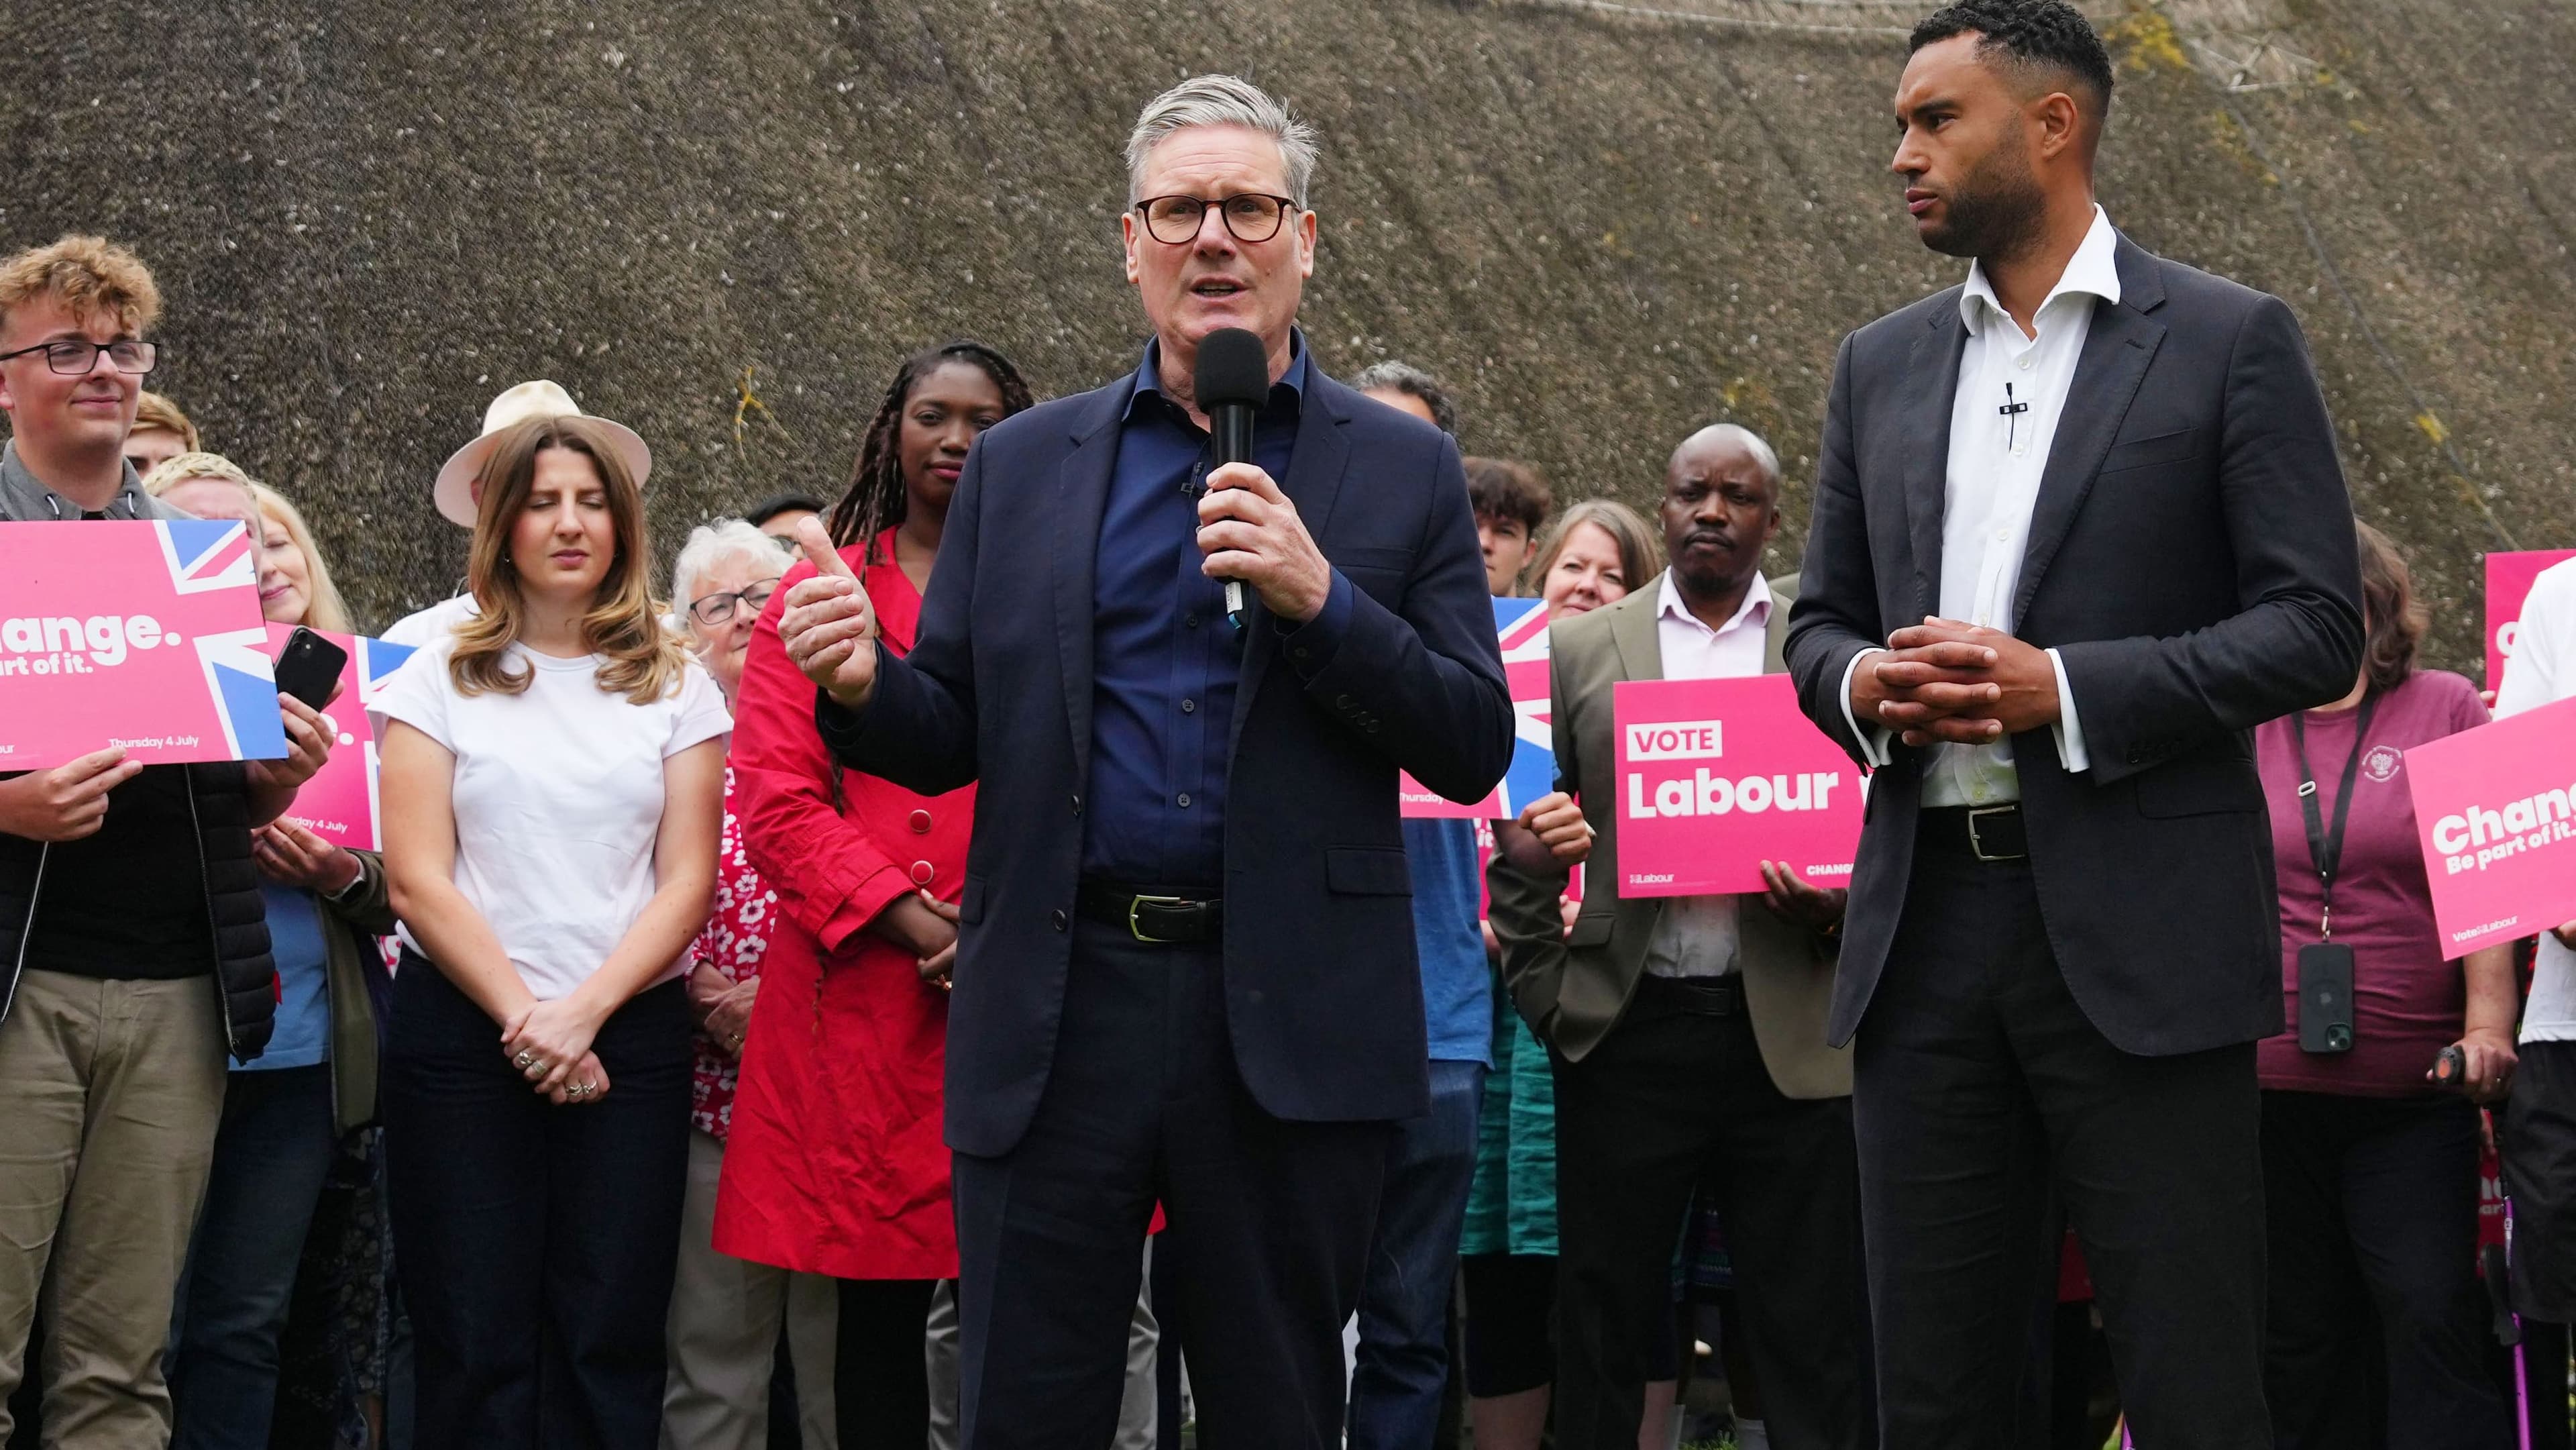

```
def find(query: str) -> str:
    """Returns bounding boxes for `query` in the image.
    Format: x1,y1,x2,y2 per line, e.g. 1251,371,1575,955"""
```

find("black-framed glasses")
1135,193,1299,246
687,578,780,629
0,339,158,376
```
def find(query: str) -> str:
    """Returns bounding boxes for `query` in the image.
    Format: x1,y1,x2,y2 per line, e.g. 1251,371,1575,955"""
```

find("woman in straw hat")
373,412,727,1449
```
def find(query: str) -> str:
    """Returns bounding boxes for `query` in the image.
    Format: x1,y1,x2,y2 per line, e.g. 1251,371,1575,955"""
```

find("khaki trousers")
662,1127,841,1450
0,970,226,1449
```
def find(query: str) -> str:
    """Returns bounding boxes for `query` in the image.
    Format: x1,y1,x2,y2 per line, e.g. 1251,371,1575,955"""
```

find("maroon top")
2255,669,2489,1096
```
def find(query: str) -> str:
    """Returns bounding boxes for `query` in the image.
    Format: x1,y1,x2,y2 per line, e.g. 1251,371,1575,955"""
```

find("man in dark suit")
778,74,1511,1449
1783,4,2364,1444
1491,425,1874,1450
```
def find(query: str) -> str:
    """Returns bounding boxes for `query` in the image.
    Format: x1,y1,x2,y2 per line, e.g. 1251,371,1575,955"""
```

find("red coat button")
909,810,932,834
910,860,934,886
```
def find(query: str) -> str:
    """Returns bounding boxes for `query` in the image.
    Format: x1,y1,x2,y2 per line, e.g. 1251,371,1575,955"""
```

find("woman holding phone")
376,413,729,1449
147,464,396,1450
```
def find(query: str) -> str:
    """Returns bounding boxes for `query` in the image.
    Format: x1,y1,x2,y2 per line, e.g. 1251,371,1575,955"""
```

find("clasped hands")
780,466,1332,708
501,994,612,1107
1852,618,2061,747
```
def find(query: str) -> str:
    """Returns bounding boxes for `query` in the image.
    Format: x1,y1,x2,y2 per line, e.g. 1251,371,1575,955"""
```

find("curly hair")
1910,0,2114,120
0,236,162,338
826,342,1034,560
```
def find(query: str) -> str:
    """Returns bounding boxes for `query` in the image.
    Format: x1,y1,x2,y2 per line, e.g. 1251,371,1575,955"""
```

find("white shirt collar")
1656,568,1772,637
1957,204,2123,338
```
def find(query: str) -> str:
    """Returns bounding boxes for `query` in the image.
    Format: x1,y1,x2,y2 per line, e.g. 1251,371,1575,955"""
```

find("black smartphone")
2297,942,2357,1055
272,626,348,712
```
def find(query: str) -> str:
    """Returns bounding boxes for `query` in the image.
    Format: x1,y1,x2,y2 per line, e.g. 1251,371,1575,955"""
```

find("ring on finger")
513,1049,537,1070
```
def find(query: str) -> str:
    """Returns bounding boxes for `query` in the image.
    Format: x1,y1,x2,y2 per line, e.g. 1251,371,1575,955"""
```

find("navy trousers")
382,957,690,1450
951,919,1393,1449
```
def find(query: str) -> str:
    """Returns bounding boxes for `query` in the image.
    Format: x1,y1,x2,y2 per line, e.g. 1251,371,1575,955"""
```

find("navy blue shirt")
1081,338,1316,888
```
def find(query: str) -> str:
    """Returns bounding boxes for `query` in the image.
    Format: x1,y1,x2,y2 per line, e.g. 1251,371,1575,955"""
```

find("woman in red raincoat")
714,342,1033,1450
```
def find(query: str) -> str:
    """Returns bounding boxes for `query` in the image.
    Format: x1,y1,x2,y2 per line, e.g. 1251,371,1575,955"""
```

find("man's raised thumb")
796,517,860,584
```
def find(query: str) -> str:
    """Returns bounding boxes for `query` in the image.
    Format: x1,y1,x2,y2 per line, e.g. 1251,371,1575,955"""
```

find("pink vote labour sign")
0,519,287,770
1612,674,1865,898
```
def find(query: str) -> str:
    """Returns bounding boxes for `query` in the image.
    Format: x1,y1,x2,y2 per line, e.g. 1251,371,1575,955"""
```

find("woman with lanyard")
2252,521,2516,1447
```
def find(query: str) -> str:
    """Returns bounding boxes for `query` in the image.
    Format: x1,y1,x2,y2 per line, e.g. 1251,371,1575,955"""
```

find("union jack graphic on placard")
0,519,285,770
1399,597,1556,819
264,624,418,851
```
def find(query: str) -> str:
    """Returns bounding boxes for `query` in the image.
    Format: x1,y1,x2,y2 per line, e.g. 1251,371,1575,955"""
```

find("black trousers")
1853,826,2269,1449
1551,974,1876,1450
2260,1090,2511,1448
837,1277,934,1450
382,957,692,1450
950,919,1391,1449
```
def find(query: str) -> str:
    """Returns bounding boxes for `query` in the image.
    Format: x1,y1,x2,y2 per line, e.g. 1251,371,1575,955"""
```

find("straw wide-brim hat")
432,380,652,527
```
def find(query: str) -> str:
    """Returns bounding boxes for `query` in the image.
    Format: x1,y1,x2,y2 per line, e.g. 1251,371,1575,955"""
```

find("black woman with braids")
710,342,1038,1450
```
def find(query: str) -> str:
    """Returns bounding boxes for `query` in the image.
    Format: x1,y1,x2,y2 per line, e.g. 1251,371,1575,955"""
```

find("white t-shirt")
370,637,733,1000
2498,558,2576,1041
380,593,479,649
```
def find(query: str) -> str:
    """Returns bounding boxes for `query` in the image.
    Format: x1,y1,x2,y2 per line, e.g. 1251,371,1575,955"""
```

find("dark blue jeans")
1346,1057,1485,1450
382,956,691,1450
168,1063,339,1450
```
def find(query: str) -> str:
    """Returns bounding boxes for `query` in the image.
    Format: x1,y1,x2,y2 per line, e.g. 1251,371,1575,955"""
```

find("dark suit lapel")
1901,309,1967,621
2011,239,2169,623
1227,378,1353,759
1051,386,1128,778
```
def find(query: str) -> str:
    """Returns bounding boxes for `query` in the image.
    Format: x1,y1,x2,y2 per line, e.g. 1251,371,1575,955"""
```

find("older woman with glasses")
657,519,841,1449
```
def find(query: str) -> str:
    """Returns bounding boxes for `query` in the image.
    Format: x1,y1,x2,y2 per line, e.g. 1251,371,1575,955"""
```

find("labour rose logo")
2363,744,2404,783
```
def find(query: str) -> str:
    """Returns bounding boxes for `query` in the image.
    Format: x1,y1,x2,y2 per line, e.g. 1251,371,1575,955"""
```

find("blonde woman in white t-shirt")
374,414,729,1450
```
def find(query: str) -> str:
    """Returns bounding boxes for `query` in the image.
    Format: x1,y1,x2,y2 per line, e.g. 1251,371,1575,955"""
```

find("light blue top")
1403,817,1494,1067
241,884,331,1071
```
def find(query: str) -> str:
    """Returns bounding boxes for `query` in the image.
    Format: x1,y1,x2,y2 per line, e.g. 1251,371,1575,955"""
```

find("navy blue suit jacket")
823,364,1511,1157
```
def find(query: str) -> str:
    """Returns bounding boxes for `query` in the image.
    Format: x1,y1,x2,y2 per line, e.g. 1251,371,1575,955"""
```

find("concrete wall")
7,0,2568,670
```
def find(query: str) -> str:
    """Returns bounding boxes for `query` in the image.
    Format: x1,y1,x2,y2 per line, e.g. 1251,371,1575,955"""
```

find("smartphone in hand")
272,626,348,712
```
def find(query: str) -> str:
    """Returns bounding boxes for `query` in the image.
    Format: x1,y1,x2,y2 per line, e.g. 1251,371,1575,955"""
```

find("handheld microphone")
1193,327,1270,630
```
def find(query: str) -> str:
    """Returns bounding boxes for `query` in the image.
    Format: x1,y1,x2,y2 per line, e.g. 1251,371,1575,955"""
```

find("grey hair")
1674,423,1782,490
1125,74,1320,209
668,518,786,635
1350,361,1458,435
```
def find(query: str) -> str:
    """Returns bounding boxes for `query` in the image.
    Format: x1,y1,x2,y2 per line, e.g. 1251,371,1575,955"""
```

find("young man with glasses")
778,74,1510,1446
0,235,333,1448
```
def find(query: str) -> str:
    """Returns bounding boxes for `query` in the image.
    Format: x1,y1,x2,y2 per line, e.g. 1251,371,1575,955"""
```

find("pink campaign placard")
1612,674,1866,898
2407,694,2576,956
0,519,287,771
2487,550,2576,691
264,624,417,850
1401,597,1556,819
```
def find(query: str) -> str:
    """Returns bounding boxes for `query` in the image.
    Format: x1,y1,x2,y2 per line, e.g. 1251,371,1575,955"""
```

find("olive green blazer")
1488,573,1852,1100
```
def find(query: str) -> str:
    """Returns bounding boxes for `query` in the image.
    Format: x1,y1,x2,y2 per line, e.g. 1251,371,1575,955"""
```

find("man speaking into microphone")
775,74,1509,1449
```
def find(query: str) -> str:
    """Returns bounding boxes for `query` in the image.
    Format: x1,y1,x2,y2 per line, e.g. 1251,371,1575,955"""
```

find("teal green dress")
1458,974,1558,1257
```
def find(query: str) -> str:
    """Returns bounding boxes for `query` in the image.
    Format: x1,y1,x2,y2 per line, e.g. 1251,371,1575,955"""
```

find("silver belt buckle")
1128,894,1193,943
1966,805,2023,863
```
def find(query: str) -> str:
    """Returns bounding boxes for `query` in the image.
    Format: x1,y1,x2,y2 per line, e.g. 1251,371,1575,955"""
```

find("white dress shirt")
1642,570,1772,978
1839,205,2116,805
2498,558,2576,1041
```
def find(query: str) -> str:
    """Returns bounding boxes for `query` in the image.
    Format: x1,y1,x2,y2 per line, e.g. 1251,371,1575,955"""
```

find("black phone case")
2298,942,2357,1055
273,628,348,712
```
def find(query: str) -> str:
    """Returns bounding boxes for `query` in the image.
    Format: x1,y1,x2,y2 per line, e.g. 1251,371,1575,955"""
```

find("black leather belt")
1075,879,1224,945
1924,805,2029,862
1634,972,1742,1016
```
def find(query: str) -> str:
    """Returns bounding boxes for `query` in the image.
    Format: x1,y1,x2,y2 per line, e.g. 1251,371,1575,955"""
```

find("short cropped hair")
1126,74,1320,209
1350,361,1458,435
670,519,788,625
744,493,826,529
133,391,200,450
1911,0,2114,121
1462,456,1552,536
0,236,162,336
2354,520,2426,695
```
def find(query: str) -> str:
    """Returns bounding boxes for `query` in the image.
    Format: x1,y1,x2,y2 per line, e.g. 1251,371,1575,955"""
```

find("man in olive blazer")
1489,426,1871,1449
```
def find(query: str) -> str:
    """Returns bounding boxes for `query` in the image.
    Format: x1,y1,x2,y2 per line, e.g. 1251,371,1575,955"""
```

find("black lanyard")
2288,694,2378,941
